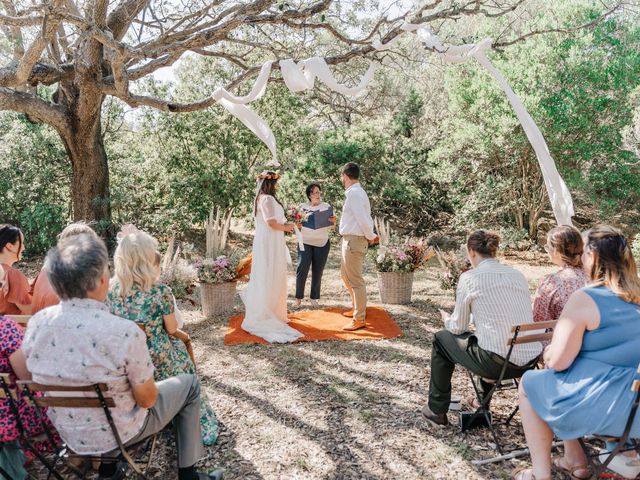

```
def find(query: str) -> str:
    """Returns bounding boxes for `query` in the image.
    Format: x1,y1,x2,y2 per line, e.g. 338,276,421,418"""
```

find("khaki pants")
340,235,368,320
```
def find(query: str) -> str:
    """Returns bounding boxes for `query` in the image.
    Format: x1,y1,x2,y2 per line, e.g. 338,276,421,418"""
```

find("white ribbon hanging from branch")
280,57,376,96
374,24,574,225
206,21,574,225
210,58,376,167
211,61,279,166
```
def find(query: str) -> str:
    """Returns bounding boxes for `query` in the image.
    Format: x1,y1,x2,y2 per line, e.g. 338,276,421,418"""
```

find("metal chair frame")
462,320,556,455
578,364,640,477
17,380,157,479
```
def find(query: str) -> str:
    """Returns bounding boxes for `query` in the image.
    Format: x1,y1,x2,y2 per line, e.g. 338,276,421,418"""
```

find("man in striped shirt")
422,231,542,426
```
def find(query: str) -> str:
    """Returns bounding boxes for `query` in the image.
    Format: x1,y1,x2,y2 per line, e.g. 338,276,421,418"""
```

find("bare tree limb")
0,86,68,129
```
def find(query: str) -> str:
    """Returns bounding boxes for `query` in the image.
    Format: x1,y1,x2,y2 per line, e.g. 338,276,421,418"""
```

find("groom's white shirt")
339,183,376,240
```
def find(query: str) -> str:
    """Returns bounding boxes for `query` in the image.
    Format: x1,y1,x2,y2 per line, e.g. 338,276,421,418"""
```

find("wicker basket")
200,281,237,317
377,271,414,305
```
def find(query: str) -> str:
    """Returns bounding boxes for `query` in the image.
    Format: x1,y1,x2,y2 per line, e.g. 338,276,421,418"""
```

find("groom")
339,162,378,331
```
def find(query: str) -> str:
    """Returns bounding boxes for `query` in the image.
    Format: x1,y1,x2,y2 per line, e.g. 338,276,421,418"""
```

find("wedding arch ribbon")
374,23,574,225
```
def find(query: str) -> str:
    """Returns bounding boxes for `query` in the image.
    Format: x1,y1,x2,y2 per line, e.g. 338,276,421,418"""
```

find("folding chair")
578,363,640,477
462,320,556,455
17,380,157,479
0,373,64,479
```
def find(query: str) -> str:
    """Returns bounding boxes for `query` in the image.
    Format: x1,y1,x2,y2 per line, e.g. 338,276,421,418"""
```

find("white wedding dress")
240,194,303,343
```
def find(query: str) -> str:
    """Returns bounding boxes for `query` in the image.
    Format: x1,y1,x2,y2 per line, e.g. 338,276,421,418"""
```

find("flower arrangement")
286,206,311,225
195,255,240,285
374,239,434,273
435,247,471,291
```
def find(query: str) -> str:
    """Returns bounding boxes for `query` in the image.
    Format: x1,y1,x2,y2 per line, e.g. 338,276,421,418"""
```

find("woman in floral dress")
0,315,58,476
106,228,219,445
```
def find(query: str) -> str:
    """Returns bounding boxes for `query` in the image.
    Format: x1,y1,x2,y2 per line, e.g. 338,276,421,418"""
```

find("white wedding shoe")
310,299,319,307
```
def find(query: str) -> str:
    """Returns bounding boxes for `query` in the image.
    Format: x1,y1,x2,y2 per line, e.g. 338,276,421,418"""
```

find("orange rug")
224,307,403,345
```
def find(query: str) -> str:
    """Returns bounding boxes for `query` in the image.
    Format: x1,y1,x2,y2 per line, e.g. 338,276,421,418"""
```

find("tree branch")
0,86,69,130
493,2,623,48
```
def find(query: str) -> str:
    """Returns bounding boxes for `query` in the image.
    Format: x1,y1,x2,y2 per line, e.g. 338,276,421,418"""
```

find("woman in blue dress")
514,225,640,480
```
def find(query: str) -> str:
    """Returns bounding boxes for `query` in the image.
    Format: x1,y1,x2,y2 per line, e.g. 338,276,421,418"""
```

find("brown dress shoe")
421,404,449,426
342,309,355,318
343,319,366,331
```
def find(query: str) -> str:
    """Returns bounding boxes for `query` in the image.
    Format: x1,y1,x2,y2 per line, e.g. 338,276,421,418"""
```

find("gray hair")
46,234,108,300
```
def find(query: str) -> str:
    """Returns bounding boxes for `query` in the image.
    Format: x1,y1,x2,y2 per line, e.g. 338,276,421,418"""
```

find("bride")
240,171,304,343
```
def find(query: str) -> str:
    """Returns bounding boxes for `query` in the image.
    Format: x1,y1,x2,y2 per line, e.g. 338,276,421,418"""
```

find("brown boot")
342,309,354,318
343,319,366,331
421,404,449,426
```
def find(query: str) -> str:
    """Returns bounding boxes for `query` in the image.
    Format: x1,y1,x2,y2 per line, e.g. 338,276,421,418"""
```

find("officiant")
294,183,335,308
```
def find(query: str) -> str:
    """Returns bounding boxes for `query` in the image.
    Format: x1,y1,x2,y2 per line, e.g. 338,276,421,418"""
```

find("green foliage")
0,113,70,256
393,88,424,138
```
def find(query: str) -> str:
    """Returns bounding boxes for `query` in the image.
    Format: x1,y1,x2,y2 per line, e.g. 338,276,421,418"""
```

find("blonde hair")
585,225,640,304
113,231,160,297
58,222,97,241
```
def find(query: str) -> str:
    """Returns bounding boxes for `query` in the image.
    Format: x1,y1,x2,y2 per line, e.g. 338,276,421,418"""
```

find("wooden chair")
462,320,556,455
17,380,157,479
6,315,31,326
0,373,65,479
579,363,640,477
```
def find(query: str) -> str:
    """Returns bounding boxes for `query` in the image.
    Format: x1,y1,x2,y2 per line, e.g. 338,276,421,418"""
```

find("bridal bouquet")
285,206,310,251
285,206,311,225
435,247,471,291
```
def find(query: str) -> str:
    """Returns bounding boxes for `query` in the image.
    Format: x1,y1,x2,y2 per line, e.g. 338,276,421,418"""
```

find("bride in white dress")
240,171,304,343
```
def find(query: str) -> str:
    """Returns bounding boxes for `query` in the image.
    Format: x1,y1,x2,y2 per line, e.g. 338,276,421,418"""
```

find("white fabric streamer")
215,97,279,166
279,57,376,97
470,46,575,225
375,23,574,224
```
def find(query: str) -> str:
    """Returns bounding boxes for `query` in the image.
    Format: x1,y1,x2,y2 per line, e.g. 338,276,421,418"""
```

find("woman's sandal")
510,467,551,480
552,457,592,480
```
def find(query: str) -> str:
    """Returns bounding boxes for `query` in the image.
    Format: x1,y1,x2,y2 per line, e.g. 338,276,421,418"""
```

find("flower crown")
257,172,280,180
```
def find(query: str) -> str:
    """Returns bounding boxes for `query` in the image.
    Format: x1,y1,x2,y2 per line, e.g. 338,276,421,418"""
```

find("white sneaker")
599,448,640,479
310,299,319,307
294,299,302,308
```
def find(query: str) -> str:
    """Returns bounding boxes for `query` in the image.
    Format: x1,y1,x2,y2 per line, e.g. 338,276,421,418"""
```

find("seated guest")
0,314,58,477
422,230,542,425
533,225,587,323
295,182,335,308
31,222,98,315
515,225,640,480
21,234,223,480
106,229,218,446
0,225,32,315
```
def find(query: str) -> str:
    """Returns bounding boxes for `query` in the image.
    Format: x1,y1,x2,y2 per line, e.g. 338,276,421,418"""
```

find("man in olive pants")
338,162,378,331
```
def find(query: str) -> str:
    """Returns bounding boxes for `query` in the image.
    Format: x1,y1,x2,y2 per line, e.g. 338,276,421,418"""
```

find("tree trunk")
59,98,111,226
